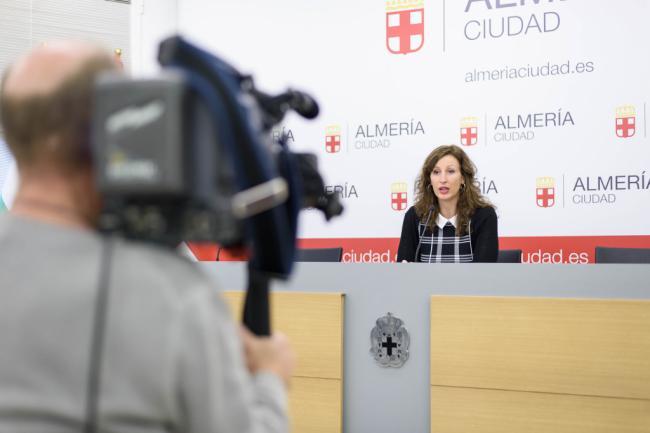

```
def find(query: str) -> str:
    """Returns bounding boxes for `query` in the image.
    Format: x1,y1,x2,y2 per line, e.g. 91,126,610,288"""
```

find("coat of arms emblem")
370,313,410,367
391,182,408,211
536,177,555,208
615,105,636,138
325,125,342,153
460,116,478,146
386,0,425,55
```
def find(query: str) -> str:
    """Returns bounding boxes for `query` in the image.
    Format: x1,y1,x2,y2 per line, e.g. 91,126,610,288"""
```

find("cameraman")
0,41,294,432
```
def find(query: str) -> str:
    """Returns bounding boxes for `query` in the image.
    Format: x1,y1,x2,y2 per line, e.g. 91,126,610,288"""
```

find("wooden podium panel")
430,296,650,433
224,291,344,433
430,386,650,433
430,296,650,398
291,377,341,433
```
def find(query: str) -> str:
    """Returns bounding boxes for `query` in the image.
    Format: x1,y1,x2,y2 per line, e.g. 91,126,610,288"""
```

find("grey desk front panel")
199,263,650,433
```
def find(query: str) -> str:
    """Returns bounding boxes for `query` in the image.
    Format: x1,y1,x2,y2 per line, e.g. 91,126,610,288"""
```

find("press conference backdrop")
164,0,650,264
3,1,648,263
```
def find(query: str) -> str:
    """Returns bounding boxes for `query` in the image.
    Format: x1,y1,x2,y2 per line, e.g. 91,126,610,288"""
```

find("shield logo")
325,125,341,153
536,177,555,208
386,0,425,55
615,105,636,138
391,182,408,211
460,117,478,146
370,313,410,367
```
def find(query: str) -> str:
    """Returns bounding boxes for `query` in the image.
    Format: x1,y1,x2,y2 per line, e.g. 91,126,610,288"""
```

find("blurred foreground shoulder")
111,238,220,301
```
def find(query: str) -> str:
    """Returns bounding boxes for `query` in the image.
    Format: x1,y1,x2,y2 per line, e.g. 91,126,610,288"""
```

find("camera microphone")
251,88,319,128
285,89,319,119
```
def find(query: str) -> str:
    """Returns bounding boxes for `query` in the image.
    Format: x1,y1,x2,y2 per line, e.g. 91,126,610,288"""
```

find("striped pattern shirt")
418,216,473,263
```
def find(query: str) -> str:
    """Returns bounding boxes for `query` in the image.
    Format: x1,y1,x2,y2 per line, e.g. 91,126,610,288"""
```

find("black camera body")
92,36,342,277
93,72,242,246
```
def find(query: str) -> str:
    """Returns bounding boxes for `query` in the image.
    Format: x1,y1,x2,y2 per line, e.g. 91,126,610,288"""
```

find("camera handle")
242,269,271,336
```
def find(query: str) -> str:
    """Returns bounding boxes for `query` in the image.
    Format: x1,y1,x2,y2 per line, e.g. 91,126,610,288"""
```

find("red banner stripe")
189,236,650,263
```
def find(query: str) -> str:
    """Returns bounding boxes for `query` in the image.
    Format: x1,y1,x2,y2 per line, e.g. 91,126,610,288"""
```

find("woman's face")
429,154,463,207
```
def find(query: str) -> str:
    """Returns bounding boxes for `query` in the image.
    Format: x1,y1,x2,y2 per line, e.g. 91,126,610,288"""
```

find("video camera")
91,36,342,280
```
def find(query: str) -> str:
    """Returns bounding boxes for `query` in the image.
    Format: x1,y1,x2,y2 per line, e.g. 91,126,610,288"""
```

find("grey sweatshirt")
0,213,288,433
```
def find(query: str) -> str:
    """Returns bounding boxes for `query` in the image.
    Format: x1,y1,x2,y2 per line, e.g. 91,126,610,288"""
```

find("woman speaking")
397,145,498,263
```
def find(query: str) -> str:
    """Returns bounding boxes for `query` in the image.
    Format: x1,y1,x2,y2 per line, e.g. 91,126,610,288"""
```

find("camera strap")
84,235,114,433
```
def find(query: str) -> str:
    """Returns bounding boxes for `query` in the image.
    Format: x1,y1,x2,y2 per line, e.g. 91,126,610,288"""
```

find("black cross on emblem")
382,336,398,356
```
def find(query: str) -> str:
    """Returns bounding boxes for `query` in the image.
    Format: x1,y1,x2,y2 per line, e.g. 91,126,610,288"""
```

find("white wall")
0,0,131,208
0,0,130,75
129,0,178,76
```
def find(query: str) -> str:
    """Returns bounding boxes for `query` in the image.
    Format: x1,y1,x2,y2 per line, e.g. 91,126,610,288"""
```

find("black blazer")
397,206,498,262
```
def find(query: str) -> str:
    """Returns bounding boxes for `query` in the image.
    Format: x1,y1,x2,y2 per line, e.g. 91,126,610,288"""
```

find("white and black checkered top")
417,214,473,263
397,206,499,263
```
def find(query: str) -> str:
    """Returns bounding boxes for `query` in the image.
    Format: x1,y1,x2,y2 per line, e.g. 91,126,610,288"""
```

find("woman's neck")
438,200,457,219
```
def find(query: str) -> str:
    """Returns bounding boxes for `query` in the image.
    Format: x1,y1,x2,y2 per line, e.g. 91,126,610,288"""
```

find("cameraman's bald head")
0,41,116,172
